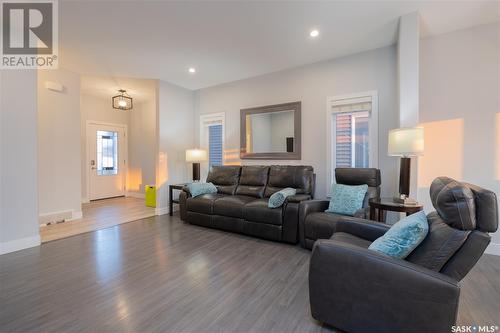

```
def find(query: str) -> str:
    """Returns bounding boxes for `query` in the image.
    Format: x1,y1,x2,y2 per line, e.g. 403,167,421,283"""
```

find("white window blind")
331,97,373,168
208,124,223,167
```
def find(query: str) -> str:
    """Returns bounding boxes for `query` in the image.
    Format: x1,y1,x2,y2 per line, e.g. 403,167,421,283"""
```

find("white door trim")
85,120,128,201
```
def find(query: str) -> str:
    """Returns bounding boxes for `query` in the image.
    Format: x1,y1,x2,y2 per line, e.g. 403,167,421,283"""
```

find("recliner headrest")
335,168,381,187
430,177,476,231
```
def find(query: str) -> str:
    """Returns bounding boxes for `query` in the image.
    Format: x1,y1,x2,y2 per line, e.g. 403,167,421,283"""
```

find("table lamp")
186,149,207,182
388,127,424,204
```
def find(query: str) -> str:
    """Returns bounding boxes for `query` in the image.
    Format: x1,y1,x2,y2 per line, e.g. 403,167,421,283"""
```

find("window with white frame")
327,92,378,193
200,113,225,170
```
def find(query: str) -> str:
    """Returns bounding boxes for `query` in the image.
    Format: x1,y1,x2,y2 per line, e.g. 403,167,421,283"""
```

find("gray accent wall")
195,45,399,199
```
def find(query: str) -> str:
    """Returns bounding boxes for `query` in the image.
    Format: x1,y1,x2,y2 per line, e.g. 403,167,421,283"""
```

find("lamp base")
192,163,200,182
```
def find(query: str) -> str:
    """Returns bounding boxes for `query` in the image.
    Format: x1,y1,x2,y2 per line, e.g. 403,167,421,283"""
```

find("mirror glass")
245,110,295,153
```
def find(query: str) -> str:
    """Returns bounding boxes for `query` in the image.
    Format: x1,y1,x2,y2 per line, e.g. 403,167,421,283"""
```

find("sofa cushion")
464,182,498,233
325,184,368,216
186,182,217,197
235,166,269,198
430,177,476,230
335,168,381,187
243,198,283,226
265,165,314,197
406,211,470,271
330,232,372,249
187,193,226,214
268,188,296,208
213,195,256,218
304,212,345,241
206,166,241,195
368,211,429,259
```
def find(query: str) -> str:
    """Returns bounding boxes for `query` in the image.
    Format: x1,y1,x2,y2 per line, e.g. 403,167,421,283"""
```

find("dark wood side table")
169,184,188,216
369,197,423,223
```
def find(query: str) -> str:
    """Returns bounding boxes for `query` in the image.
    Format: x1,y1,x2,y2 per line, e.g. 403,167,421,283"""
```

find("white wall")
419,22,500,254
398,12,420,198
38,69,82,221
157,80,195,214
128,98,157,195
0,70,40,254
80,93,131,201
195,45,399,199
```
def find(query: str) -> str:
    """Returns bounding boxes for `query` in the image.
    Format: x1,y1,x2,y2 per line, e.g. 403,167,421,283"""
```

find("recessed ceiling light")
188,67,196,74
309,29,319,38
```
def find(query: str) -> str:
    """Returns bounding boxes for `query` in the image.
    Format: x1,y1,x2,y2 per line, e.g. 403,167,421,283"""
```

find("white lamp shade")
388,127,424,157
186,149,208,162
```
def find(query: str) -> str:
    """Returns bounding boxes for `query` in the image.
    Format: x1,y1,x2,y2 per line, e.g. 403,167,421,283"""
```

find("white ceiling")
80,75,156,103
60,1,499,90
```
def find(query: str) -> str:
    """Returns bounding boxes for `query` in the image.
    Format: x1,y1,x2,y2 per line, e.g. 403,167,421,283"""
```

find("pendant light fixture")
112,89,133,110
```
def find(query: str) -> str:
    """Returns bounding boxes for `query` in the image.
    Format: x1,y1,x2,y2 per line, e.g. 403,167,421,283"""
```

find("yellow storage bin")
145,185,156,208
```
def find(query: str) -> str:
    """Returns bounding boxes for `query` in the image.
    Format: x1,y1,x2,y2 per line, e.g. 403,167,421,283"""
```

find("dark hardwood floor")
1,214,499,332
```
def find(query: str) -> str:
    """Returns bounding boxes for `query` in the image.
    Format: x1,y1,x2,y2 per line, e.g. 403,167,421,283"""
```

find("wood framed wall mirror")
240,101,301,160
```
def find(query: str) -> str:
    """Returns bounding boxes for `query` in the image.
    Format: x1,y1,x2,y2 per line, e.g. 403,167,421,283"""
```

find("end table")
369,197,423,223
169,183,188,216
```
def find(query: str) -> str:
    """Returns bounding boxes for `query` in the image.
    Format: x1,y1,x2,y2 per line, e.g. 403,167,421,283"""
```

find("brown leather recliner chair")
299,167,381,249
308,177,498,333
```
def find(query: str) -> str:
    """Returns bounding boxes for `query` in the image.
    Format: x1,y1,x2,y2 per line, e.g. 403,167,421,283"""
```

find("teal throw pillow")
369,211,429,259
187,182,217,197
268,188,296,208
325,183,368,216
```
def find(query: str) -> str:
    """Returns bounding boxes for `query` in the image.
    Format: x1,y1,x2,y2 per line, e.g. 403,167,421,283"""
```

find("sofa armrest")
335,217,390,242
179,190,190,221
309,239,460,333
286,194,311,203
298,200,330,247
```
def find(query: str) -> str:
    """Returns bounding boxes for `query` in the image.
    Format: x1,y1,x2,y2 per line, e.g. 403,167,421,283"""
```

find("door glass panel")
96,130,118,176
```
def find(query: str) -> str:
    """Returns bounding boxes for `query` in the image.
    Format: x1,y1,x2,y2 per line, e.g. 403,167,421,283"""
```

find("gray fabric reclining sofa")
179,165,315,243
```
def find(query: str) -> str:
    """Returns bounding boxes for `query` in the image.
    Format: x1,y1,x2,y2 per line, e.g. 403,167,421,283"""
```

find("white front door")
88,123,127,200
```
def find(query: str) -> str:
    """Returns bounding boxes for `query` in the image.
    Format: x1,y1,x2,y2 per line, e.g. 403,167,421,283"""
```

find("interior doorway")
86,121,128,200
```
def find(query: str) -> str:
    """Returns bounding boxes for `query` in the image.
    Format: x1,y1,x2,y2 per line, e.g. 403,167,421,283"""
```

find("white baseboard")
69,210,83,220
0,235,41,255
39,209,82,225
155,206,169,216
485,242,500,256
126,191,145,199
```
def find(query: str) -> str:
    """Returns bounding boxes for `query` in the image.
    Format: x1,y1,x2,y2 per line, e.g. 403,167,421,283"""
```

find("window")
334,111,369,168
200,112,225,171
327,92,378,194
96,130,118,175
208,124,223,167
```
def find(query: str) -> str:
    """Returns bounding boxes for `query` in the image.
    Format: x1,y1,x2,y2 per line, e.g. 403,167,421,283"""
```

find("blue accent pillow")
187,182,217,198
268,188,296,208
369,211,429,259
325,183,368,216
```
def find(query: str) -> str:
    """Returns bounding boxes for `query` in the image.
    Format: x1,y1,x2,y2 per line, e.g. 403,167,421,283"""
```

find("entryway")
40,197,155,242
86,122,127,200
